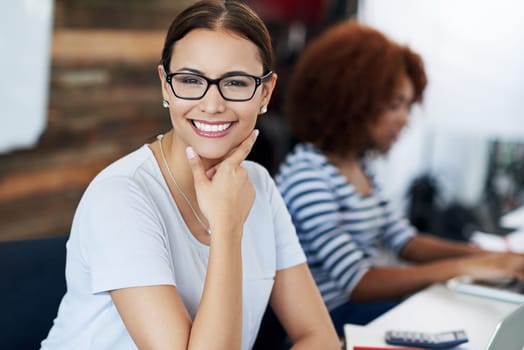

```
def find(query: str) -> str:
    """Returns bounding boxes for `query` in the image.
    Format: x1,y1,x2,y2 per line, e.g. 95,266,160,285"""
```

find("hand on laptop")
459,251,524,281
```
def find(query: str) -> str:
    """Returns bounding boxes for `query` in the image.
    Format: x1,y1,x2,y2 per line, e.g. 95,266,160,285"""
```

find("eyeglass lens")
171,74,257,100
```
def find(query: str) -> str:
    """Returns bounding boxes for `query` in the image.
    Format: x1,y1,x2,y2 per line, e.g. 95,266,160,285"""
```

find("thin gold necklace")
157,134,211,235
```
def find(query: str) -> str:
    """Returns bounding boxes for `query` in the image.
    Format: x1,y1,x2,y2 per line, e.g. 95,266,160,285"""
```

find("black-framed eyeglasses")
165,71,273,102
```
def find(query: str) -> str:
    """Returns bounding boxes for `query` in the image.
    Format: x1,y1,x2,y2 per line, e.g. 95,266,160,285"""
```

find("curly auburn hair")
284,20,427,157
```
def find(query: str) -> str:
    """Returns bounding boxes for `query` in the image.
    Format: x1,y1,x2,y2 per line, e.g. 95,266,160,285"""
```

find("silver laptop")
486,303,524,350
447,276,524,304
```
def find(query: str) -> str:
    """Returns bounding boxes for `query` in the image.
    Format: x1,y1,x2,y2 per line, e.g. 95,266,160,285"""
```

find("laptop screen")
486,303,524,350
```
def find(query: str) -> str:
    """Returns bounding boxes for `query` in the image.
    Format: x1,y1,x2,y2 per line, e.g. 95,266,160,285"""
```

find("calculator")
385,329,468,349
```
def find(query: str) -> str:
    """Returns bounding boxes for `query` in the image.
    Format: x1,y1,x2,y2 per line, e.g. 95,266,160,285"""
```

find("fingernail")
254,129,260,138
186,146,197,160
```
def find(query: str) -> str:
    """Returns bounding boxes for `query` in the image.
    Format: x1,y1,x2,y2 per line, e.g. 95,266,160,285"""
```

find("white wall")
359,0,524,209
0,0,54,154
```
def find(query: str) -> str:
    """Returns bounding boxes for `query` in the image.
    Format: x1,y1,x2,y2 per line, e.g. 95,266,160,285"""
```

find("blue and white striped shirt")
275,143,415,310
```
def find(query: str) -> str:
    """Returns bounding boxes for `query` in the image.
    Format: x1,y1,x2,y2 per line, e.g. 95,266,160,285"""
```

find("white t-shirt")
41,145,306,350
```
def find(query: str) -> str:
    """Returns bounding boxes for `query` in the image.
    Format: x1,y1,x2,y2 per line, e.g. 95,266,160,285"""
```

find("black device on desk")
385,329,468,349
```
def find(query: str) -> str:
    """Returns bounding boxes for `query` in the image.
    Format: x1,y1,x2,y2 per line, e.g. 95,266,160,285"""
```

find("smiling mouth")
192,120,233,133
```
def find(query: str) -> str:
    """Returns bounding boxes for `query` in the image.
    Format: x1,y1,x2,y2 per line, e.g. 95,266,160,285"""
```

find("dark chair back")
0,235,68,349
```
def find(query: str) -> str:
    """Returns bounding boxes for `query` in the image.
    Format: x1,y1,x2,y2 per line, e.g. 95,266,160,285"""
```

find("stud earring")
260,105,267,114
162,100,170,108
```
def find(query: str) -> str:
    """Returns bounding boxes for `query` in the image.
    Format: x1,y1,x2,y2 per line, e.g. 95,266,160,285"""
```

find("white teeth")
193,121,232,132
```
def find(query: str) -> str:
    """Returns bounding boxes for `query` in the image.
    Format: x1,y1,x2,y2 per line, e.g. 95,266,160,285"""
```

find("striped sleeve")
375,189,416,255
278,159,372,298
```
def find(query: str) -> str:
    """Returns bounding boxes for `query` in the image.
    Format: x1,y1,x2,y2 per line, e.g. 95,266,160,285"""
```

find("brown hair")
161,0,273,74
285,20,427,157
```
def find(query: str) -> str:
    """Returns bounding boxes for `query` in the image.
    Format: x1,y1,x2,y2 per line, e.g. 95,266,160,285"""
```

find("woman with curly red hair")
276,20,524,334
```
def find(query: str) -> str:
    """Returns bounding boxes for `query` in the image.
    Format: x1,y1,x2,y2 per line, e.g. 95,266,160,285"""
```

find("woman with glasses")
275,20,524,336
40,1,339,349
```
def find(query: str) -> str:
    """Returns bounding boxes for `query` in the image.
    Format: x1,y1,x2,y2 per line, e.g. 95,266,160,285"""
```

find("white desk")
344,284,520,349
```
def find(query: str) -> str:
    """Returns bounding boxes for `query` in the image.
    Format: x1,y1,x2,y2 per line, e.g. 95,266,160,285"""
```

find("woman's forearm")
188,231,243,350
290,332,342,350
352,249,524,302
272,263,341,350
401,233,483,262
351,258,473,302
350,262,448,302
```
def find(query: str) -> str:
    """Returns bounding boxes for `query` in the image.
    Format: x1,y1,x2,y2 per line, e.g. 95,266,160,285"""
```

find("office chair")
0,235,68,349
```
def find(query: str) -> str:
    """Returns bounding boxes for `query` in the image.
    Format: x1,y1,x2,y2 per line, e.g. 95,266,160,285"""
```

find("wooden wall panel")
0,0,197,240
